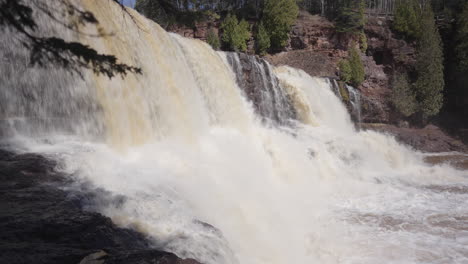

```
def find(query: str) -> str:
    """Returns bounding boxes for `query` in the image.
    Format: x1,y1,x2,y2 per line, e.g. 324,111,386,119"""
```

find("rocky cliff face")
271,12,416,124
361,16,418,123
265,11,344,78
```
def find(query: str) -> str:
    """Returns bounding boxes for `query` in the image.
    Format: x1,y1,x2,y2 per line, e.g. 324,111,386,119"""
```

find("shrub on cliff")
339,45,364,87
255,22,270,55
221,14,250,52
207,29,220,50
392,73,417,117
359,32,367,52
262,0,299,50
349,45,365,86
414,6,444,119
338,59,352,83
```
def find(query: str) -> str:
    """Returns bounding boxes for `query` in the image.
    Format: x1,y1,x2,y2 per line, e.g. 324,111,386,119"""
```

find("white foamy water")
1,1,467,264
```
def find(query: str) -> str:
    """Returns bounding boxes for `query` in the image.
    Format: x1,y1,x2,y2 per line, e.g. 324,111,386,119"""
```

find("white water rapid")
1,1,467,264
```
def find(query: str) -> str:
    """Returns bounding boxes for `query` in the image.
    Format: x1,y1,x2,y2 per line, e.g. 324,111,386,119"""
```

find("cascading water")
329,78,342,100
346,84,362,129
224,52,296,125
1,1,467,264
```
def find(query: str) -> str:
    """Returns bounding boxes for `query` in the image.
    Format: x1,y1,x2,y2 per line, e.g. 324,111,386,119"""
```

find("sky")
121,0,136,8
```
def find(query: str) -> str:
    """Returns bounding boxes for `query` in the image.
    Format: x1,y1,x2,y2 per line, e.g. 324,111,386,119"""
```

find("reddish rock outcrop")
364,17,416,71
358,17,418,124
265,11,348,77
168,20,220,40
287,11,337,51
265,50,339,77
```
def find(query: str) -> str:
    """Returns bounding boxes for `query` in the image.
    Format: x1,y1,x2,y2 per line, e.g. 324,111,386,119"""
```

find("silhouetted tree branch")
0,0,141,78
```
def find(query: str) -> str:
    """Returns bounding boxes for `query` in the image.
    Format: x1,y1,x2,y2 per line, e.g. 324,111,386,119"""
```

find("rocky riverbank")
0,149,199,264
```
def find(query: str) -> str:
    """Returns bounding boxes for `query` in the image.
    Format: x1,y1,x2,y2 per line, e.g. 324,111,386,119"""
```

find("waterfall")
346,85,362,129
1,1,467,264
224,52,296,126
329,78,343,100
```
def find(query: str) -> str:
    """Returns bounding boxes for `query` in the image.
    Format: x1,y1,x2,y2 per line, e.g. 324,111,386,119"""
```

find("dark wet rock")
0,150,200,264
83,249,199,264
359,95,390,124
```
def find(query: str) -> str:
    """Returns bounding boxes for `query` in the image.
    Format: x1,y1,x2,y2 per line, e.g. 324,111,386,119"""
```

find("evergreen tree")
359,31,367,52
262,0,299,50
338,45,365,86
206,29,220,50
334,0,365,33
338,59,352,83
135,0,177,27
221,13,238,48
414,6,444,118
393,0,421,40
221,14,250,51
348,45,365,86
391,73,417,117
256,22,270,55
236,19,251,51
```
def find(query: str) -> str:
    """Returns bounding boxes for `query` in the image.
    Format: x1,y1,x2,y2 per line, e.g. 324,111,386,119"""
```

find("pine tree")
334,0,365,33
206,29,220,50
414,6,444,118
338,59,352,83
393,0,421,40
391,73,417,117
348,45,365,87
338,44,365,87
221,13,239,47
256,22,270,55
221,14,250,51
135,0,177,27
262,0,299,50
359,31,367,52
235,19,251,51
